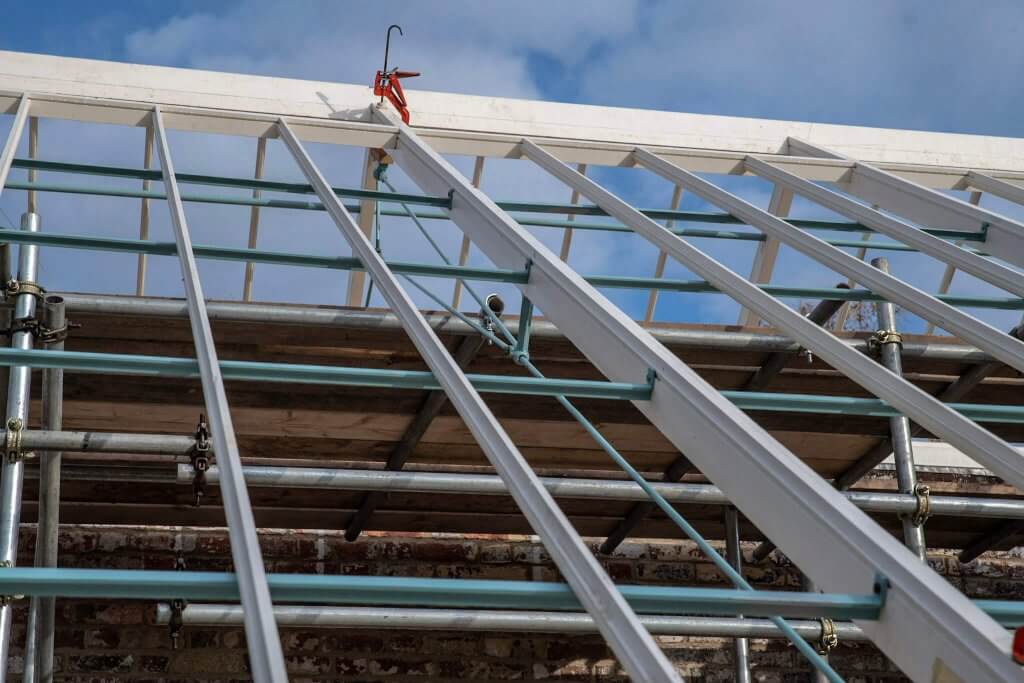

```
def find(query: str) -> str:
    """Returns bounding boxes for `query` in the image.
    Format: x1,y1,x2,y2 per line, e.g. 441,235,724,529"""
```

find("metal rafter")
504,134,1017,681
274,117,681,683
151,106,287,683
634,148,1024,376
745,156,1024,298
787,137,1024,268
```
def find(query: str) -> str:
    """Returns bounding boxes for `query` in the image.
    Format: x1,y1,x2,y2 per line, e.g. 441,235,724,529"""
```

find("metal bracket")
2,418,32,463
169,553,187,649
868,329,903,355
910,484,932,527
816,617,838,655
189,415,211,508
0,561,23,605
4,278,45,301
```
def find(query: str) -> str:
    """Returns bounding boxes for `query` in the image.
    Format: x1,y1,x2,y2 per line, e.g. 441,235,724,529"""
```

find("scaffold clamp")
911,484,932,527
3,278,45,301
190,415,212,508
816,617,838,654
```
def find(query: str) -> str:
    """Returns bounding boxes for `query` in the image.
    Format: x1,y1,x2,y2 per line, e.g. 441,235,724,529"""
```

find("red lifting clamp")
374,24,419,124
374,68,419,124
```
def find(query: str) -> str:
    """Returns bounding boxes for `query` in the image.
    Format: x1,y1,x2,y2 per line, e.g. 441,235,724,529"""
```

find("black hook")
381,24,404,103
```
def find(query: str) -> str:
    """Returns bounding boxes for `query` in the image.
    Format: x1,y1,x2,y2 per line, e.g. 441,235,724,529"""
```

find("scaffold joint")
816,617,838,654
911,484,932,527
4,278,45,301
2,418,28,464
189,415,212,508
868,329,903,354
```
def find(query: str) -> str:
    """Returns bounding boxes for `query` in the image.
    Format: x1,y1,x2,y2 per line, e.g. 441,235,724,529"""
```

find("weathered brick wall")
5,525,1017,682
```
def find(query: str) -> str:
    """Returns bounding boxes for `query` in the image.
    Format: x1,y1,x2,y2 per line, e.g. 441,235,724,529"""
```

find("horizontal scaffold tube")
5,567,1023,626
6,155,988,239
0,567,885,621
0,229,1017,309
4,179,973,255
0,348,651,401
153,604,870,641
179,465,1024,520
0,346,1021,421
1,346,1021,420
53,293,999,365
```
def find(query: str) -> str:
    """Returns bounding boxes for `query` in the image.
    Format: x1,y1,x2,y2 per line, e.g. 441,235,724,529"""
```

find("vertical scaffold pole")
0,212,40,680
27,295,64,683
872,257,926,560
724,507,752,683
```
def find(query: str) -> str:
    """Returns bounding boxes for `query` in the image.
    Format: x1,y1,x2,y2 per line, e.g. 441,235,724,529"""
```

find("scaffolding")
0,50,1022,681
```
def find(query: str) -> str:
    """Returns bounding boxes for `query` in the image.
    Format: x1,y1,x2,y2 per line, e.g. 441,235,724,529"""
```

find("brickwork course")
5,510,1019,683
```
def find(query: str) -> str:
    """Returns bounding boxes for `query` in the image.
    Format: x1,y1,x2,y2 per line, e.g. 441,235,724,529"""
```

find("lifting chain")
911,483,932,527
190,415,211,508
816,617,838,655
169,553,187,649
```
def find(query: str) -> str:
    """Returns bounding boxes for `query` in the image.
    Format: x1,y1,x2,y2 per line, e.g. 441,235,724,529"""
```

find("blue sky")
1,0,1023,331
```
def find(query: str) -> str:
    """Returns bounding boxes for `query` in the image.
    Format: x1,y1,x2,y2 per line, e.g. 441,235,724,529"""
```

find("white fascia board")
2,50,1024,178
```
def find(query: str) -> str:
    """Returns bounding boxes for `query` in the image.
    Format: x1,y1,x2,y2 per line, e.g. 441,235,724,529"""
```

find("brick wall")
5,525,1019,682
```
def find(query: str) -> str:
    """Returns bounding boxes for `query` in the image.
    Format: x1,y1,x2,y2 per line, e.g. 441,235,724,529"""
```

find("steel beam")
151,106,286,683
502,134,1018,681
345,334,486,541
633,147,1024,376
275,117,682,683
156,603,870,640
746,156,1024,298
622,146,1024,483
0,211,39,682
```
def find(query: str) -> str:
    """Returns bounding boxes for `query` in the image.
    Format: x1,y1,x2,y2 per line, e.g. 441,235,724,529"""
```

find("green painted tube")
0,346,1020,422
0,347,650,401
0,567,884,620
0,228,1015,309
5,157,986,242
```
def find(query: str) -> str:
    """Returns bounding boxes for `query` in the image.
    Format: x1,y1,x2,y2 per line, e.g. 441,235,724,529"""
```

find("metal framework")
0,51,1022,682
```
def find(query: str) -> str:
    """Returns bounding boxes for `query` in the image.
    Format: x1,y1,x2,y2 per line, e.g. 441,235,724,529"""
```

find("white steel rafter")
151,107,287,683
274,118,682,683
375,106,1020,682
